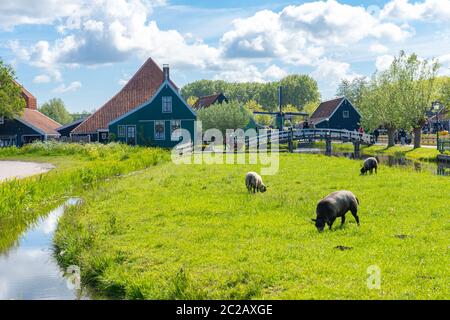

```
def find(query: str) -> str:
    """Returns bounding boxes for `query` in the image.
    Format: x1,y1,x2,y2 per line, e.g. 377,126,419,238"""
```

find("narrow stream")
0,198,89,300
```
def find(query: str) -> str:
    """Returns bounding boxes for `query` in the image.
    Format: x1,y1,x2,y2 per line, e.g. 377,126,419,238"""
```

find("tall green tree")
39,98,73,125
359,70,403,147
0,59,26,118
391,51,439,148
197,100,251,136
280,75,320,110
336,77,368,107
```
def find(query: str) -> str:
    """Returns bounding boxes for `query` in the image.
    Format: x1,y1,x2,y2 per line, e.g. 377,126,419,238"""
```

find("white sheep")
245,172,267,193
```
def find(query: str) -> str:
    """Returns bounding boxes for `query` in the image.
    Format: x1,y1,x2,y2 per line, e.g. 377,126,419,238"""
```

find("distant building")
109,65,196,148
310,97,361,131
71,57,177,143
192,93,228,110
0,83,61,147
56,117,87,139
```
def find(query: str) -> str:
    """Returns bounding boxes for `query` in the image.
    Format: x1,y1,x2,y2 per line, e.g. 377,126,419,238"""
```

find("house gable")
313,97,361,131
109,81,196,147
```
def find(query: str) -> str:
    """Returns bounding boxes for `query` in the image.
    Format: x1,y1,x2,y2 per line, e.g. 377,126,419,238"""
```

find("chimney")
163,64,170,81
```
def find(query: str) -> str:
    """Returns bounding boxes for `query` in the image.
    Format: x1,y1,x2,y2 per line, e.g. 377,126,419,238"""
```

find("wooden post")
325,138,332,156
354,141,360,158
288,127,294,153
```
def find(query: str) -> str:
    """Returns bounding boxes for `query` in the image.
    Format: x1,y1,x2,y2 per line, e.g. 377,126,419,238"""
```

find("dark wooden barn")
310,97,361,131
0,84,61,147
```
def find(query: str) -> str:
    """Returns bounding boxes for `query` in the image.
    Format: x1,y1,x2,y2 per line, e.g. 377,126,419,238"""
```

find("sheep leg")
328,217,336,230
375,166,378,174
341,215,346,227
350,208,360,226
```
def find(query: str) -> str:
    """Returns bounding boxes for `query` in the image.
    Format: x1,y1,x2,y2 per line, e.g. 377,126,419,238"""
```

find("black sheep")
360,157,378,175
312,190,360,232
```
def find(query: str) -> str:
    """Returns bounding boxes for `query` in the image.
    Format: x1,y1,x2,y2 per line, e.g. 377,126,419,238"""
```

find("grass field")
0,142,169,252
54,153,450,299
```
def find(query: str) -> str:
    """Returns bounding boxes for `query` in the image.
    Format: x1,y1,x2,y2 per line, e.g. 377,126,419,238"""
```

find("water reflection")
296,149,450,176
0,198,89,300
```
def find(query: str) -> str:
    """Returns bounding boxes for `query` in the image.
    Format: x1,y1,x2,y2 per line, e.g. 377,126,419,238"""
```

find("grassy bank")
314,142,442,161
0,142,169,252
55,153,449,299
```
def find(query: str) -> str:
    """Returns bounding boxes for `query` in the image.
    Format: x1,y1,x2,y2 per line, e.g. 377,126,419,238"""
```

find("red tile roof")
192,93,224,110
19,108,61,135
14,80,38,110
72,57,177,134
310,97,345,124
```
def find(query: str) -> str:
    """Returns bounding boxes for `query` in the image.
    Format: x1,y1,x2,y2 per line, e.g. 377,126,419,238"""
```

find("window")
154,121,165,140
162,96,172,113
101,133,108,140
118,125,126,137
0,116,4,124
170,120,181,141
343,110,349,118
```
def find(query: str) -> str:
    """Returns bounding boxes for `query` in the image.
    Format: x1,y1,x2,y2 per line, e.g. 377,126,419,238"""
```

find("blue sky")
1,0,449,113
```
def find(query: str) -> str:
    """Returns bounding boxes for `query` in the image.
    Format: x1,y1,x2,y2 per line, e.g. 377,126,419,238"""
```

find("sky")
0,0,449,113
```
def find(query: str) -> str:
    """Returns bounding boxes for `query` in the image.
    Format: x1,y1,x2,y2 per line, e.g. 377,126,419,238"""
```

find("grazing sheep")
360,157,378,175
312,190,360,232
245,172,267,193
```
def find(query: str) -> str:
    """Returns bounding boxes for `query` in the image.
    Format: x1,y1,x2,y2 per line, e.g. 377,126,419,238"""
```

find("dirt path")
0,161,55,182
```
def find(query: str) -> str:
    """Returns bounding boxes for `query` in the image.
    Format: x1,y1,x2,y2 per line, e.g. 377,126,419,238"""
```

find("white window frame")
170,120,182,141
162,96,172,113
154,120,166,140
0,116,4,125
117,125,126,138
343,110,349,119
126,125,137,144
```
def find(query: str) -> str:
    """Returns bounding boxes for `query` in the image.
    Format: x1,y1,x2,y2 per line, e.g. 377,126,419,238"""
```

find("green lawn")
55,153,450,299
0,142,169,252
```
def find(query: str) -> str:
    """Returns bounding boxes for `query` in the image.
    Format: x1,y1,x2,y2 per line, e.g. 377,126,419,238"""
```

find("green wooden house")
109,65,196,148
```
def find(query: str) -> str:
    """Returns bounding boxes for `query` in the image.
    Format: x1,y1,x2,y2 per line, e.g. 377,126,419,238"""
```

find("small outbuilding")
0,84,61,147
109,65,196,148
192,93,228,110
309,97,361,131
56,117,87,140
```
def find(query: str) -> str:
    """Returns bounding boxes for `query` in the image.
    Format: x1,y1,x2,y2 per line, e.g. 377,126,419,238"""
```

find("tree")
244,100,272,126
181,74,320,113
186,96,198,107
391,51,439,148
0,59,26,118
196,100,251,136
359,70,403,147
280,74,321,110
336,77,368,107
39,98,73,125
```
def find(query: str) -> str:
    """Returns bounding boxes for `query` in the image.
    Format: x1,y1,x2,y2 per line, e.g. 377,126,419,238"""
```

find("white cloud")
375,54,395,71
52,81,82,93
262,65,288,81
438,54,450,76
32,75,51,84
381,0,450,22
369,43,389,54
311,59,360,85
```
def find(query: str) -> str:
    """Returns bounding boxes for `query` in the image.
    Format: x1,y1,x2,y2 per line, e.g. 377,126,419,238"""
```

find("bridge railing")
247,129,374,146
